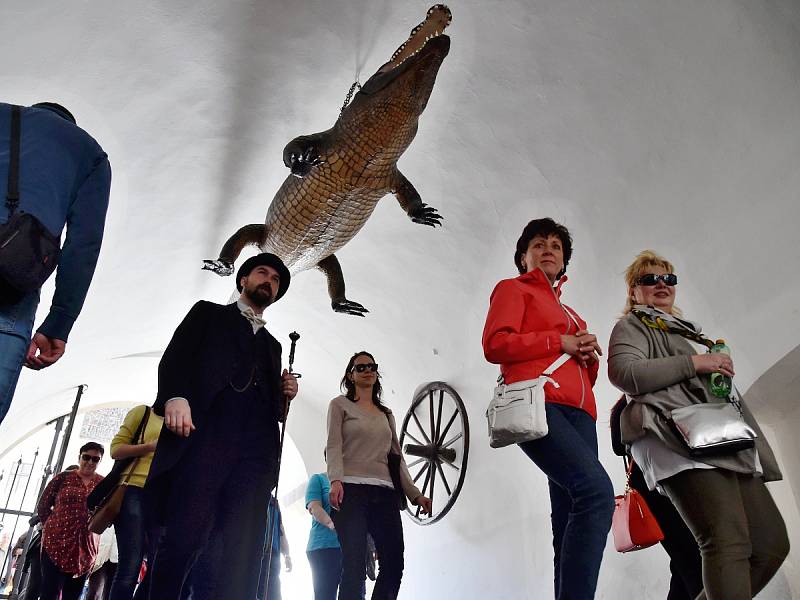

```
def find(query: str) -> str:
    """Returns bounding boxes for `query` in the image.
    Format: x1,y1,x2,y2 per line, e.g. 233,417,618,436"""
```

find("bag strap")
121,407,152,486
6,106,21,213
497,352,571,385
542,352,572,376
624,456,635,486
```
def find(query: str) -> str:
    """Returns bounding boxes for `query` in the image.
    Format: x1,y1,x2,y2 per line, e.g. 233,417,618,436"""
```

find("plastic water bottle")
709,339,732,398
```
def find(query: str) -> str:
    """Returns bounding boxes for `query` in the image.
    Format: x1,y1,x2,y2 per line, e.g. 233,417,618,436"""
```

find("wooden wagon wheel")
398,382,469,525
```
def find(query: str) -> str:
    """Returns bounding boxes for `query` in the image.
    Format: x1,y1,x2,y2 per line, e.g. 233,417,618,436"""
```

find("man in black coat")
146,253,299,600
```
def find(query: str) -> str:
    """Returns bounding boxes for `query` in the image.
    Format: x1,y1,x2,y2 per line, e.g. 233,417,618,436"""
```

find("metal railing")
0,385,85,599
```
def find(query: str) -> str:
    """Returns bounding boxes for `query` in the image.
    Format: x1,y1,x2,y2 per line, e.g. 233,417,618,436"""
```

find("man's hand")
284,553,293,572
282,369,298,401
164,398,195,437
25,333,66,370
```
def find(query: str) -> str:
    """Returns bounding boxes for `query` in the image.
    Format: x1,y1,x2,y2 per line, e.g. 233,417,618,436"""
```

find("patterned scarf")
631,305,715,350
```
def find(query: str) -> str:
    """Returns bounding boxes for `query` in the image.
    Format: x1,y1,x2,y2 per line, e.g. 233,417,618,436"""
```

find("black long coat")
146,301,284,509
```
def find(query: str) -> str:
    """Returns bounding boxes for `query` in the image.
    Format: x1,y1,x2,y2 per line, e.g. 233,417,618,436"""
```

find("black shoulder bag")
385,412,408,511
0,105,61,297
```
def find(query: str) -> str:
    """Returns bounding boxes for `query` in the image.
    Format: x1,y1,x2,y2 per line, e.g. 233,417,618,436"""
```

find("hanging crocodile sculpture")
203,5,452,315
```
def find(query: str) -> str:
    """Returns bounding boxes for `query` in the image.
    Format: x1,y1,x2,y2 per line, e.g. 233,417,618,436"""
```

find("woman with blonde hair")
608,249,789,600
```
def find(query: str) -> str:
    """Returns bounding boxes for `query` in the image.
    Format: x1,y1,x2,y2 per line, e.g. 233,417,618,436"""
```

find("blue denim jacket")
0,103,111,341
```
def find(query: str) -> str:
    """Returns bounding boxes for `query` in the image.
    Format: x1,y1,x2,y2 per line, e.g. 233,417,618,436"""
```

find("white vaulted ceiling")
2,1,800,597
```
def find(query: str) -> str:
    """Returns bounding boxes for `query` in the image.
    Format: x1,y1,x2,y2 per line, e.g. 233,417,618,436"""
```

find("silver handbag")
486,353,571,448
669,397,756,458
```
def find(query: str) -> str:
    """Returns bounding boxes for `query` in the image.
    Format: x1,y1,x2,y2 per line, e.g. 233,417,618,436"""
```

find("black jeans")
629,465,703,600
109,486,154,600
332,484,403,600
519,403,615,600
39,548,88,600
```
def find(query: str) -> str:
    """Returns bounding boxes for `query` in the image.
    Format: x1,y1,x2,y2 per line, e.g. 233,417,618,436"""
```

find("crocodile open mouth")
383,4,451,71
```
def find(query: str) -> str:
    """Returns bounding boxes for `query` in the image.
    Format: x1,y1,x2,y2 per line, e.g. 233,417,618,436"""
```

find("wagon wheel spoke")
429,391,436,450
434,390,444,445
441,431,463,449
427,460,437,516
437,410,458,446
411,411,432,445
441,460,460,472
406,457,425,469
413,463,429,484
419,462,432,498
404,431,423,447
436,460,452,496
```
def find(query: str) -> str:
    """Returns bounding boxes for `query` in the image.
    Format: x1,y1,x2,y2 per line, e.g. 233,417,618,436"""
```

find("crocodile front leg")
317,254,369,317
283,132,328,178
202,224,266,276
391,170,443,227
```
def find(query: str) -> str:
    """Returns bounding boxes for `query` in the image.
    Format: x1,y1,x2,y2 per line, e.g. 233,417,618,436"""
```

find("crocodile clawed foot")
332,298,369,317
290,147,324,178
409,202,443,227
202,259,235,277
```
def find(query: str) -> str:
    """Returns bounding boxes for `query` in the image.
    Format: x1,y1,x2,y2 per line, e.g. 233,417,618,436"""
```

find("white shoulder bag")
486,353,572,448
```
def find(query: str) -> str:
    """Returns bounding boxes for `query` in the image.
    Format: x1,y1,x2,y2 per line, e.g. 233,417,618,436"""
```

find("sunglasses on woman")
352,363,379,373
636,273,678,287
80,454,101,463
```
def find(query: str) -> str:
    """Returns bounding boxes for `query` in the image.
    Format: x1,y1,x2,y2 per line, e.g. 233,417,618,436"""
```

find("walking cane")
261,331,301,598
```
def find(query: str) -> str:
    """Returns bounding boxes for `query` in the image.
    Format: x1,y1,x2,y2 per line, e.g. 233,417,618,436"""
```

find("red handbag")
612,459,664,552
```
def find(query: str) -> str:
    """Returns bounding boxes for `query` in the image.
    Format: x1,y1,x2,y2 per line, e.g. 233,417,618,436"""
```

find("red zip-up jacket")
482,268,599,419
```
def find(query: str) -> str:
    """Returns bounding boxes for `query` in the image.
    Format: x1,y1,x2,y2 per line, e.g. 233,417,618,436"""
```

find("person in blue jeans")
482,218,614,600
0,102,111,424
257,496,291,600
305,472,368,600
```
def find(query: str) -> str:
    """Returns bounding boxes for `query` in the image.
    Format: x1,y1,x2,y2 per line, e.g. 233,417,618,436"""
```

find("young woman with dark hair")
326,351,431,600
482,218,614,600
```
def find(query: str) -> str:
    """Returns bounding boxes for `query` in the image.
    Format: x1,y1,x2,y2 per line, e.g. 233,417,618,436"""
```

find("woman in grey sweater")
326,351,431,600
608,250,788,600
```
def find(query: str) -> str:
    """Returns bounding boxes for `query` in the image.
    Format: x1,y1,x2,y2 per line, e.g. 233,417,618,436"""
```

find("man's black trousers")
149,389,277,600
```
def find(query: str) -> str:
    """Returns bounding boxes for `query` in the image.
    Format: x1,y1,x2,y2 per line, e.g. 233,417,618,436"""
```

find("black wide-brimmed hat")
236,253,291,301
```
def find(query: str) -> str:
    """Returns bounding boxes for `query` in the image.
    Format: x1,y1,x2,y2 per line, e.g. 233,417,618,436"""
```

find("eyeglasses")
352,363,379,373
636,273,678,287
80,454,101,463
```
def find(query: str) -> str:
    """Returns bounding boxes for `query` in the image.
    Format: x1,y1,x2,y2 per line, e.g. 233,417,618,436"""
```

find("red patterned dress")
36,471,103,575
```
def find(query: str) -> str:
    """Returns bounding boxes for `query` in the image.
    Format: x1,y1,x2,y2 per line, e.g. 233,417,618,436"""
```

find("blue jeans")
110,486,151,600
0,289,38,424
519,403,614,600
307,547,367,600
307,548,342,600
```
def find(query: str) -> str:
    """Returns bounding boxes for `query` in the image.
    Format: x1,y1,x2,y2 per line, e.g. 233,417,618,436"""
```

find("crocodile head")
344,5,451,121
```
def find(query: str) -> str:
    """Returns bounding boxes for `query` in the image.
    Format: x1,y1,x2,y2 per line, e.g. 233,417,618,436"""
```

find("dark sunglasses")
636,273,678,287
80,454,101,463
352,363,379,373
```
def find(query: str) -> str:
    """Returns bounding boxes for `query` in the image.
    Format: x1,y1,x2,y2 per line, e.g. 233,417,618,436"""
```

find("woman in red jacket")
482,218,614,600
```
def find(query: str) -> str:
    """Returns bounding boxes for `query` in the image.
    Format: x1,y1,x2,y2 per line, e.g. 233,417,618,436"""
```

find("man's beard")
244,283,273,307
